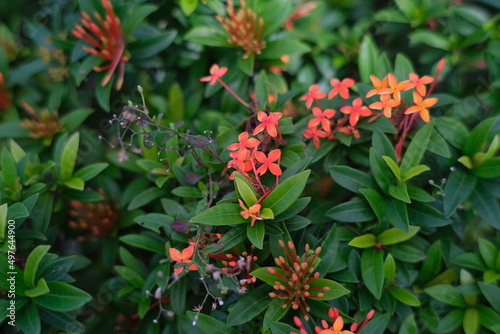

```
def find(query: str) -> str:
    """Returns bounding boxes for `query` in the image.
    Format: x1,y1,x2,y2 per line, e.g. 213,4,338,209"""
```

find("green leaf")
361,248,384,299
60,132,79,181
452,253,487,271
33,281,92,312
382,155,402,181
478,282,500,313
0,122,30,138
64,177,85,190
260,208,274,220
25,278,50,298
329,166,376,194
31,193,53,233
390,244,426,263
358,313,390,334
121,4,157,36
427,130,451,158
237,54,254,76
399,314,418,334
370,148,393,194
260,0,293,38
60,108,94,132
234,172,258,206
73,163,109,181
400,121,433,173
409,30,450,49
360,188,385,222
349,234,376,248
120,233,165,254
268,322,297,334
190,204,247,225
463,117,497,156
262,170,310,216
39,308,84,332
463,307,480,334
384,253,396,288
129,30,177,60
326,198,376,223
377,226,420,245
1,148,19,197
247,221,265,249
478,239,497,270
425,284,467,307
408,202,450,227
435,308,465,333
114,266,145,289
226,285,271,326
0,204,6,241
255,70,269,108
389,183,411,203
258,39,311,59
472,157,500,178
202,225,246,254
184,27,232,47
417,241,442,285
187,312,238,334
24,245,50,289
315,225,340,276
172,186,202,198
477,305,500,332
470,182,500,229
385,199,409,232
262,298,289,330
435,117,468,149
372,130,397,160
443,169,477,217
309,278,350,300
403,165,430,181
95,72,112,111
18,301,40,334
251,267,282,286
127,187,167,210
170,276,186,314
358,35,379,84
180,0,198,15
389,287,420,307
134,213,172,233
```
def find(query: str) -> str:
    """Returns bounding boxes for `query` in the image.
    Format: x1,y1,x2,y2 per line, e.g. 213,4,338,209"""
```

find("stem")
217,78,252,109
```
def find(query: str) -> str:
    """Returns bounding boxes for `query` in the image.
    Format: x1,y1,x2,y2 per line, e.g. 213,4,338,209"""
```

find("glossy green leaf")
262,170,310,216
329,166,376,194
180,0,198,15
463,117,497,156
262,298,289,330
382,155,402,181
255,70,269,108
358,35,379,84
389,183,411,203
470,182,500,229
370,148,393,194
478,282,500,313
121,4,157,35
443,169,477,217
247,221,265,249
359,188,385,222
477,305,500,331
202,225,246,254
127,187,167,210
361,248,384,299
234,172,258,206
60,108,94,132
309,278,350,300
400,121,433,173
358,313,390,334
326,198,376,223
190,204,247,225
385,199,409,232
114,266,145,289
349,234,376,248
435,117,468,149
60,132,79,181
172,186,203,198
18,301,40,334
463,307,480,334
425,284,467,307
435,308,465,333
258,39,311,59
187,312,238,334
226,285,271,326
472,157,500,178
417,241,442,285
39,308,84,332
399,314,418,334
184,27,233,47
403,165,430,181
73,162,109,182
384,253,396,288
478,238,497,270
408,202,450,227
24,245,50,289
119,233,165,254
389,287,420,307
25,278,49,298
315,225,339,276
33,281,92,311
377,226,420,245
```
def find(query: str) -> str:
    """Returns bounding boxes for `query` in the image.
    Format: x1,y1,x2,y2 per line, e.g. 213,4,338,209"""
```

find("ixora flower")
227,131,260,151
169,245,198,274
303,125,328,149
253,111,283,138
255,149,282,176
292,307,375,334
238,199,263,226
72,0,128,90
369,94,399,118
328,78,355,100
404,91,438,122
340,98,372,127
300,84,326,109
200,64,228,86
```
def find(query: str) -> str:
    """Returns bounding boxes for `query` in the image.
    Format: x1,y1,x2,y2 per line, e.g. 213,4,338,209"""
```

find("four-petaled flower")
365,75,389,98
227,131,260,151
238,199,263,226
328,78,355,99
253,111,282,137
300,84,326,109
255,149,282,175
72,0,128,90
404,91,438,122
200,64,228,86
386,73,410,102
303,126,328,148
292,307,375,334
369,94,399,118
406,73,433,96
169,245,198,274
340,98,372,126
309,107,335,132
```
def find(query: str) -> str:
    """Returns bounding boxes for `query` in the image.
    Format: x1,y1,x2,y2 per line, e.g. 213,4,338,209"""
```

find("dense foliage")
1,0,500,333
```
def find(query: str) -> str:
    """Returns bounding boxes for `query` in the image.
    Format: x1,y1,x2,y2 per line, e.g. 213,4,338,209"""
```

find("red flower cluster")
292,307,375,334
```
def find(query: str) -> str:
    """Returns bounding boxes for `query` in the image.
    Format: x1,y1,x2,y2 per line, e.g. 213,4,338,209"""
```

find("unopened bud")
154,287,162,299
437,58,446,71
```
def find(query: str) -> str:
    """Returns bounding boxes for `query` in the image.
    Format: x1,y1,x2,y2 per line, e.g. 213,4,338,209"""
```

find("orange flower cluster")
301,62,443,149
72,0,128,90
20,103,63,139
216,0,267,58
265,240,327,320
292,307,375,334
68,189,119,241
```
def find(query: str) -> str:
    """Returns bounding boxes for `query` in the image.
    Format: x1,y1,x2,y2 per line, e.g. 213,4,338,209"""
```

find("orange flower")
406,73,433,96
200,64,228,86
365,75,389,98
340,98,372,126
292,307,375,334
253,111,282,137
300,84,326,109
404,91,438,122
386,73,410,102
169,245,198,274
227,132,260,151
303,126,328,148
238,199,263,226
309,107,335,132
369,94,399,118
72,0,128,90
328,78,355,99
227,149,253,173
255,149,282,176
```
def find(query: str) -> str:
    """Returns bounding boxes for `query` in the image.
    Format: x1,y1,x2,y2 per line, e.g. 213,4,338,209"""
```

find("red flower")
255,149,282,176
300,84,326,109
328,78,355,99
340,98,372,126
406,73,433,96
309,107,335,132
227,132,260,151
200,64,228,86
72,0,128,90
369,94,399,118
303,126,328,148
227,149,253,173
253,111,282,137
169,245,198,274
